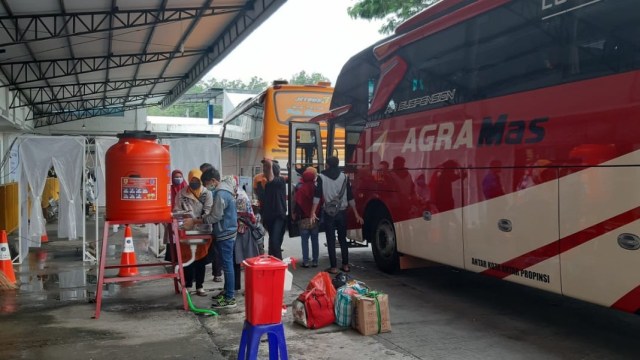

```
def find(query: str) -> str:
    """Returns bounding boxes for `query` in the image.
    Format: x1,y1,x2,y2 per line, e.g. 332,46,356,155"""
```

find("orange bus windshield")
272,91,332,124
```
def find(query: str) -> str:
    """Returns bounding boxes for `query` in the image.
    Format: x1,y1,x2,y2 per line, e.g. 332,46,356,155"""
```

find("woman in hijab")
232,175,261,294
174,169,213,296
170,169,187,207
294,167,320,268
164,169,188,261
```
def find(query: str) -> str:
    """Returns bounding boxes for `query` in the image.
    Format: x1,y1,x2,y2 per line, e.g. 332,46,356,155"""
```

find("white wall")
34,108,146,136
0,85,33,133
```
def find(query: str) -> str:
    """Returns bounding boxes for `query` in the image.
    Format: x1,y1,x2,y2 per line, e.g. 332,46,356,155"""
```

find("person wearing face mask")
174,169,213,296
200,162,223,283
187,169,238,309
164,170,188,262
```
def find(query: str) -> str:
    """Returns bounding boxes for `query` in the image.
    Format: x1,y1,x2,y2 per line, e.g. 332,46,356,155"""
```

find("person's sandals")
341,264,351,272
325,267,338,274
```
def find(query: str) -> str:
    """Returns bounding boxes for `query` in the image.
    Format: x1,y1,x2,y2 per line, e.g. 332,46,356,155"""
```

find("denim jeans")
324,210,348,268
265,216,286,259
300,226,319,264
216,237,235,299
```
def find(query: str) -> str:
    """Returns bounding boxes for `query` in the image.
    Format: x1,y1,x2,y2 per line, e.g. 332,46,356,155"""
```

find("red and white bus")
291,0,640,313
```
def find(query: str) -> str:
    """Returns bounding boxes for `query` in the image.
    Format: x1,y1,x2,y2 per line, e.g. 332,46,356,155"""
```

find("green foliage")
204,76,268,91
150,72,328,118
347,0,437,34
289,71,330,85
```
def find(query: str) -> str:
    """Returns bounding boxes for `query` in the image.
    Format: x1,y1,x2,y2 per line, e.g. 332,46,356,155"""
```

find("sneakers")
312,261,318,268
211,294,224,303
195,288,207,296
213,276,223,282
302,261,310,268
212,297,237,309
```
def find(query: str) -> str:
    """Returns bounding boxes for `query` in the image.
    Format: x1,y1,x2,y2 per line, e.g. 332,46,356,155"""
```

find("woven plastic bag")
334,280,368,327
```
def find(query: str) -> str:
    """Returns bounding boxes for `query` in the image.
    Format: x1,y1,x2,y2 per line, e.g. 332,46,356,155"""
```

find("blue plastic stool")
237,320,288,360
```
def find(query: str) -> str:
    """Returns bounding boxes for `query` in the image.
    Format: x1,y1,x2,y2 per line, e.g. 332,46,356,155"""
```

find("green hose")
185,290,218,316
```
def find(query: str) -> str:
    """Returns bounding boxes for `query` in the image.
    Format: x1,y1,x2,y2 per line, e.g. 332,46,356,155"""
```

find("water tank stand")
93,219,189,319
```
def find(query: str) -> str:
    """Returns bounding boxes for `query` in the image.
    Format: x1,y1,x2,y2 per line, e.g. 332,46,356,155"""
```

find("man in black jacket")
261,158,287,259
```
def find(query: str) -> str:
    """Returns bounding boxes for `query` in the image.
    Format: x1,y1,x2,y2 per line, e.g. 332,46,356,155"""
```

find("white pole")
82,137,87,261
15,164,22,264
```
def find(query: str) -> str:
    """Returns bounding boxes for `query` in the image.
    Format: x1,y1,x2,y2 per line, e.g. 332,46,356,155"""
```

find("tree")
347,0,437,35
148,77,268,118
289,71,330,85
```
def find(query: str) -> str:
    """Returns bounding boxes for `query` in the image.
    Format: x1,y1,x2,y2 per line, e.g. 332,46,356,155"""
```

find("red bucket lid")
242,255,287,269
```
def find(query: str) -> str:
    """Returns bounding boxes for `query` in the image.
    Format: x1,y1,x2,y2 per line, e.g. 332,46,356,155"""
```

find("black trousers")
324,210,348,268
264,216,286,260
184,257,207,289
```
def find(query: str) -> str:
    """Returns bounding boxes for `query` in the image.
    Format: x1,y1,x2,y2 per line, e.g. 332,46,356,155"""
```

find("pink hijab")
170,169,187,208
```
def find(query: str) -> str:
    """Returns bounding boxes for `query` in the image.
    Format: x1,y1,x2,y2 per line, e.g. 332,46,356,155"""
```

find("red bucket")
242,255,287,325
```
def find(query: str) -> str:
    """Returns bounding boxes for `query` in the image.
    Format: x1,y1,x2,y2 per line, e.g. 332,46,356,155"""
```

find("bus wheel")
371,212,399,273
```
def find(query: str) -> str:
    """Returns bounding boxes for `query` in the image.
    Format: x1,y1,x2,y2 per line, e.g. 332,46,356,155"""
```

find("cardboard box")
352,293,391,335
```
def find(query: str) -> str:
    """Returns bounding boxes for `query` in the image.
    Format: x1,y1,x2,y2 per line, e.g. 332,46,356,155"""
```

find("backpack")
323,176,347,217
292,288,335,329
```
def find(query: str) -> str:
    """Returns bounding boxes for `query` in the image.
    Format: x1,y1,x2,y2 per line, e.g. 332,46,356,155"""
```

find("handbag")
298,217,317,230
293,288,335,329
238,217,265,248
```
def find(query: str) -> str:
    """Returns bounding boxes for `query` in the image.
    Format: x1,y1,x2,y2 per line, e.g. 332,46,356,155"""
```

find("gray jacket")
174,187,213,219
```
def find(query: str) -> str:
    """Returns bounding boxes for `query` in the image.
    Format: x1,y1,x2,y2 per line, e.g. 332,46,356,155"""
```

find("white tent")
162,137,221,176
17,136,86,264
94,137,118,207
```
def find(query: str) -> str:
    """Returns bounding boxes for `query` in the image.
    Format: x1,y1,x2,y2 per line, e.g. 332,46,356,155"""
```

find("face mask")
206,184,216,191
189,181,200,190
172,177,183,186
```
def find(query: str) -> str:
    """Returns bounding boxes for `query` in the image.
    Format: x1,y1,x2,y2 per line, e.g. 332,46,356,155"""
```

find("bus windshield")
273,91,332,124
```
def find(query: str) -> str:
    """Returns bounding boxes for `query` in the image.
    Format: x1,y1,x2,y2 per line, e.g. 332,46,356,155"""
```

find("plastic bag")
306,271,337,304
332,272,352,290
334,280,369,327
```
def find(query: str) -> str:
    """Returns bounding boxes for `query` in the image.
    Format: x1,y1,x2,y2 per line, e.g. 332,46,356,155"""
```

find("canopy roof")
0,0,285,127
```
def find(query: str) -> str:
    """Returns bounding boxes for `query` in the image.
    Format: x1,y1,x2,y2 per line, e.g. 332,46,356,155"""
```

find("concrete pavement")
1,221,640,359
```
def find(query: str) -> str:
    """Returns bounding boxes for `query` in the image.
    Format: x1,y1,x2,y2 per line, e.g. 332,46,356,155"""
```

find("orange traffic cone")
0,230,17,288
40,229,48,244
118,225,139,277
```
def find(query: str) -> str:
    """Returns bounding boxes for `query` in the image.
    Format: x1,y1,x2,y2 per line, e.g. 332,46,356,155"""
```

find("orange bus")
221,81,334,178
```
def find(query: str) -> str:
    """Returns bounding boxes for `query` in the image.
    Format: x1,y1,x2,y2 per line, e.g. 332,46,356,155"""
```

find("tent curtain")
162,137,221,176
19,136,85,247
52,145,83,239
94,137,118,206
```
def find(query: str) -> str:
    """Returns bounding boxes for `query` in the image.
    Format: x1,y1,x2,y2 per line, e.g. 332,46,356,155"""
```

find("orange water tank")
105,131,171,222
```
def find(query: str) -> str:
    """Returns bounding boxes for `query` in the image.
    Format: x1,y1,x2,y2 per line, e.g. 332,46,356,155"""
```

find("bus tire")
371,211,399,273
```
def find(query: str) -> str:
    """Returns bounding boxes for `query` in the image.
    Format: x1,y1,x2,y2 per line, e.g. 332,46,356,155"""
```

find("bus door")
327,116,367,245
287,121,324,237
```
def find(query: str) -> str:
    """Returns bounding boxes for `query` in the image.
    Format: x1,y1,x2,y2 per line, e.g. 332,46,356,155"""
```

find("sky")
204,0,387,85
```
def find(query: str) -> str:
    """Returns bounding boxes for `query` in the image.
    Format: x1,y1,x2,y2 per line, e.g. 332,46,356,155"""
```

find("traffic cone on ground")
0,230,17,289
118,225,139,277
